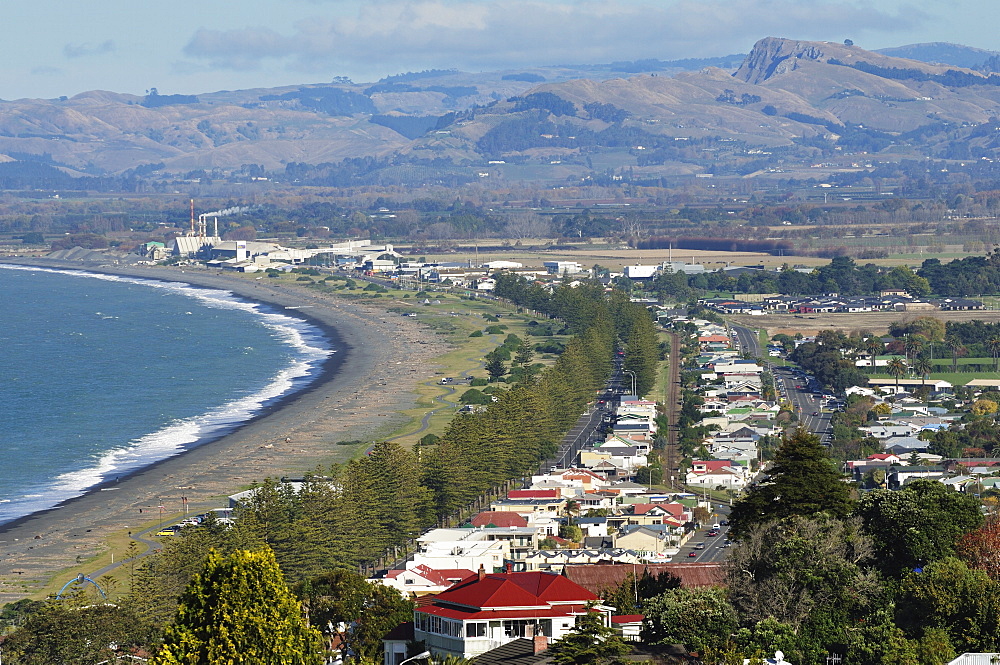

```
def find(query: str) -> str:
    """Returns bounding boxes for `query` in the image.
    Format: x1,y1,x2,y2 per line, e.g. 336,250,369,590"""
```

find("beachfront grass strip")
377,292,568,445
33,522,163,600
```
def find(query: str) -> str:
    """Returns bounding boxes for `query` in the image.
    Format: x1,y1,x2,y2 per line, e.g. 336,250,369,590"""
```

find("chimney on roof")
505,562,513,574
478,564,486,581
533,636,549,654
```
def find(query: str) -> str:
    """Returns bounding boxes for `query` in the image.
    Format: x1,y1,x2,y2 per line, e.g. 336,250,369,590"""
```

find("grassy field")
289,278,570,446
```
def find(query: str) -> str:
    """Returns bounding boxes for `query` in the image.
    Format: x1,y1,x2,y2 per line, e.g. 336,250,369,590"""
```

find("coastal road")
541,357,623,473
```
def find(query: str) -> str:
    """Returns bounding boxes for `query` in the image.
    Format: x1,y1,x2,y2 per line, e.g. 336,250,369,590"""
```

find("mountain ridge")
4,38,1000,181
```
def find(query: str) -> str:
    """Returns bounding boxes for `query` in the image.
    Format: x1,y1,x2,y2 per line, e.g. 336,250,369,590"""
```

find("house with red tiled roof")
686,460,749,489
472,512,529,528
508,489,561,500
868,453,902,464
400,569,609,660
378,564,477,596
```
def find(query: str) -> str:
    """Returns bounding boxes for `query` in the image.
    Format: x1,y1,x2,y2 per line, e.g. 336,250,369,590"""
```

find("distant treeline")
652,256,932,301
364,82,477,98
918,254,1000,296
259,87,377,116
141,90,199,108
829,59,1000,87
377,69,459,84
637,236,794,254
501,73,546,83
368,115,442,140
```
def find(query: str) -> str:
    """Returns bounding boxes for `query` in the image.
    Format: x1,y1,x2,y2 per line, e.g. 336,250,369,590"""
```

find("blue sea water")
0,265,332,526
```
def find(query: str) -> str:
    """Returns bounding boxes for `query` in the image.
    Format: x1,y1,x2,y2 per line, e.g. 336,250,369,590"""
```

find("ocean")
0,265,332,526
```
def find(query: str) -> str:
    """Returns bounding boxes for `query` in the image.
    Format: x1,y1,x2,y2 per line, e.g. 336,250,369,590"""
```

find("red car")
688,551,697,557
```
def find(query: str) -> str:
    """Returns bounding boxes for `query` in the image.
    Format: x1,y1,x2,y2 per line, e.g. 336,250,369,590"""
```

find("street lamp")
400,651,432,665
623,370,636,397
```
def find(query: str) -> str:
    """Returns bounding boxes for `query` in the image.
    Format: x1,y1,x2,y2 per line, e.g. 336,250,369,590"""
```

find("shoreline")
0,262,448,599
0,264,349,534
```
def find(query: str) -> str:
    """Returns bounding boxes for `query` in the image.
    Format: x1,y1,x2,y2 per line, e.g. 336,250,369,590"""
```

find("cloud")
63,40,116,59
184,27,294,70
31,66,63,76
182,0,926,75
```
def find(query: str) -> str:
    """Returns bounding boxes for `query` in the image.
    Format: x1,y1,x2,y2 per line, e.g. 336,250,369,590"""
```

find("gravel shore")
0,264,447,601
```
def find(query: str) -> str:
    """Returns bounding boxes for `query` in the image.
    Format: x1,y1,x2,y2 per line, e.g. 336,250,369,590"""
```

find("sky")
5,0,1000,100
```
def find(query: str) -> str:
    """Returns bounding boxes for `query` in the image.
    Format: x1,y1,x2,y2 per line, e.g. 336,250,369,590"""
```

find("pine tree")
549,609,630,665
729,428,855,537
153,548,324,665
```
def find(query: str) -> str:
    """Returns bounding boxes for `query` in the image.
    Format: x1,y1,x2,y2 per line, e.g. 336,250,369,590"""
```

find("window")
502,619,551,638
466,622,487,638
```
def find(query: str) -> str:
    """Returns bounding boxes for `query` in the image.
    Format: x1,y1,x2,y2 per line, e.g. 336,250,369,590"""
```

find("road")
729,323,834,442
772,366,834,443
729,323,761,359
674,507,733,563
540,356,623,472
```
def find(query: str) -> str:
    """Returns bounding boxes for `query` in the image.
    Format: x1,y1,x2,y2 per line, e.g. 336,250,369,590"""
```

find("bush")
470,377,488,386
485,325,505,335
469,330,484,338
460,389,492,405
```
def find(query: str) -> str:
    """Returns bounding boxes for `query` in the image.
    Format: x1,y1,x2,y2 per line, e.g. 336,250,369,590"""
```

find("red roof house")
471,511,529,528
407,569,606,660
508,489,561,500
380,564,477,596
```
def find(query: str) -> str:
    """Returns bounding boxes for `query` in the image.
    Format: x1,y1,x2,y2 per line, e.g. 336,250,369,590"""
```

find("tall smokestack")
190,199,195,236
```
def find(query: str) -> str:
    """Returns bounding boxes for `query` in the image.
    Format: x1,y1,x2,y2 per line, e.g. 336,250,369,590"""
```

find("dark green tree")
897,557,1000,655
484,351,508,382
641,587,738,655
2,602,152,665
729,428,854,537
855,479,984,576
296,570,413,661
153,548,324,665
549,609,630,665
725,515,877,661
601,569,680,615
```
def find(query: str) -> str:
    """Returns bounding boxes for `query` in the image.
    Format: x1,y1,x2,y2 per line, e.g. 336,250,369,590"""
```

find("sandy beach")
0,264,448,602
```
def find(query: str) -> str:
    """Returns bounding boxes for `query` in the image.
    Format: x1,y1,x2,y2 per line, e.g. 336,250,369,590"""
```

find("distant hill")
876,42,1000,71
4,38,1000,184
